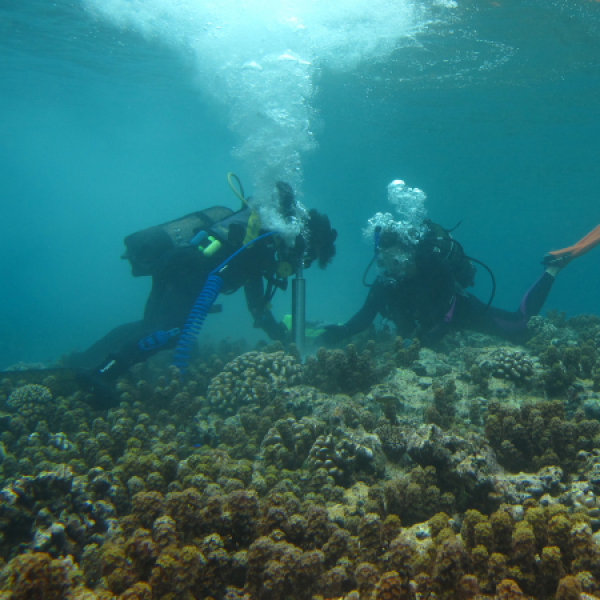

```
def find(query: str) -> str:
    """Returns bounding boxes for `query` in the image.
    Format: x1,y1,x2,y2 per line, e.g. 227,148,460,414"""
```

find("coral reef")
305,432,383,486
303,342,393,395
4,384,56,433
207,350,303,414
393,336,421,368
477,348,535,386
1,313,600,599
485,399,600,473
425,378,460,428
260,415,322,471
0,551,84,599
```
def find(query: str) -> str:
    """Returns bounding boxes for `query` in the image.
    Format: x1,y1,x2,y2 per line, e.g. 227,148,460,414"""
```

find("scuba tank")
122,174,267,277
418,220,476,289
122,206,234,277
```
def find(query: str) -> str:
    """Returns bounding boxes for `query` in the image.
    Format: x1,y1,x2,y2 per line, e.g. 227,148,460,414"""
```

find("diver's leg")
452,271,556,339
66,321,147,370
517,271,556,320
91,281,204,381
87,249,210,381
144,247,209,329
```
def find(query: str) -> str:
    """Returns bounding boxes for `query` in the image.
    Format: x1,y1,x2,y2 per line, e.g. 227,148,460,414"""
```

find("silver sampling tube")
292,267,306,354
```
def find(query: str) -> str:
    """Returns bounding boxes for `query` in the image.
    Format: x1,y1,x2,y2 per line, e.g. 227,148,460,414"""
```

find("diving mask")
377,247,415,281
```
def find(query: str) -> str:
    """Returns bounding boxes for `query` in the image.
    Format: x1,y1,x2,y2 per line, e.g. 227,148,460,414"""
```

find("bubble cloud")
82,0,451,230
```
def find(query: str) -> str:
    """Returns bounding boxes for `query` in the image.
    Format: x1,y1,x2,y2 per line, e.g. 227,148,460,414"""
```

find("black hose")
463,254,496,314
362,255,377,287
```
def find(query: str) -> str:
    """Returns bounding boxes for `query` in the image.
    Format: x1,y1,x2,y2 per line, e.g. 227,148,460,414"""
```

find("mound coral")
303,342,393,395
207,350,302,413
485,399,600,473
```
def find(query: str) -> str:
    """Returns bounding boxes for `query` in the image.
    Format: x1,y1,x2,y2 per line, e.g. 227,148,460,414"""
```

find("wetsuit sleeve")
342,282,384,336
244,277,285,340
452,271,556,338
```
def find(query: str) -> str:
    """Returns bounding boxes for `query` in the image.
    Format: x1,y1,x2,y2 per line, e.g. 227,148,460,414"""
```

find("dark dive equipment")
292,265,306,354
362,221,497,314
122,206,235,276
126,172,305,375
171,172,273,375
173,231,277,375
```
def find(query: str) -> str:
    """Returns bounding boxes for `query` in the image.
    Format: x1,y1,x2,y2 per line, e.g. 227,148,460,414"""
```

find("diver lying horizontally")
322,179,600,347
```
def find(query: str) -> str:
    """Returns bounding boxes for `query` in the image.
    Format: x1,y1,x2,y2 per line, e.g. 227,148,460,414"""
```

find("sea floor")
1,311,600,599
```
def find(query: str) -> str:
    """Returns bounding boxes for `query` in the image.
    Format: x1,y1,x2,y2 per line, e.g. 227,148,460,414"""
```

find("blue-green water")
1,0,599,368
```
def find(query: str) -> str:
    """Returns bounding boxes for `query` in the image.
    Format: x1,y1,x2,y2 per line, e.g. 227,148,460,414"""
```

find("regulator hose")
172,273,224,373
227,172,247,207
172,231,276,375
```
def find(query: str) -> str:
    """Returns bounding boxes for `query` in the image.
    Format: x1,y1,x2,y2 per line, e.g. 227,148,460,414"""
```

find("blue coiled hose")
172,273,223,373
172,231,276,375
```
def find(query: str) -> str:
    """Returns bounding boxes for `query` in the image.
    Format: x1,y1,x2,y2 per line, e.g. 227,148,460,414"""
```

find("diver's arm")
244,277,286,340
323,283,383,344
343,286,382,335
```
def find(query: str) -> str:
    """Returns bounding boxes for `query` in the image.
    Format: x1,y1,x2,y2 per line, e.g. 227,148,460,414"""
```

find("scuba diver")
67,175,337,387
322,180,600,347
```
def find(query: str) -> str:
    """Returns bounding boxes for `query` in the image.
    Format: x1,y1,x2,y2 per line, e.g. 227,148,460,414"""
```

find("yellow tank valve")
203,236,222,256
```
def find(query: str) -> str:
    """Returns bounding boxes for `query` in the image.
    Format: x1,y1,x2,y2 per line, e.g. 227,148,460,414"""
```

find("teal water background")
1,0,599,368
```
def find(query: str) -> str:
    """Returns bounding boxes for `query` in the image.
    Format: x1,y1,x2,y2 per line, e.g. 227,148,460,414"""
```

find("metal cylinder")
292,269,306,354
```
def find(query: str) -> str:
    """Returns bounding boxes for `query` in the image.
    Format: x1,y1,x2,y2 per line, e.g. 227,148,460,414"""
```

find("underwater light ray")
81,0,451,230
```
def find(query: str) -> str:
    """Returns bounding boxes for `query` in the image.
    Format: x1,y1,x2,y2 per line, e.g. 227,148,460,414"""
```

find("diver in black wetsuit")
322,221,562,347
69,178,337,383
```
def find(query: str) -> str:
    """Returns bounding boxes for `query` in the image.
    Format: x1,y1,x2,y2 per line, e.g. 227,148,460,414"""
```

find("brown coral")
0,552,77,600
